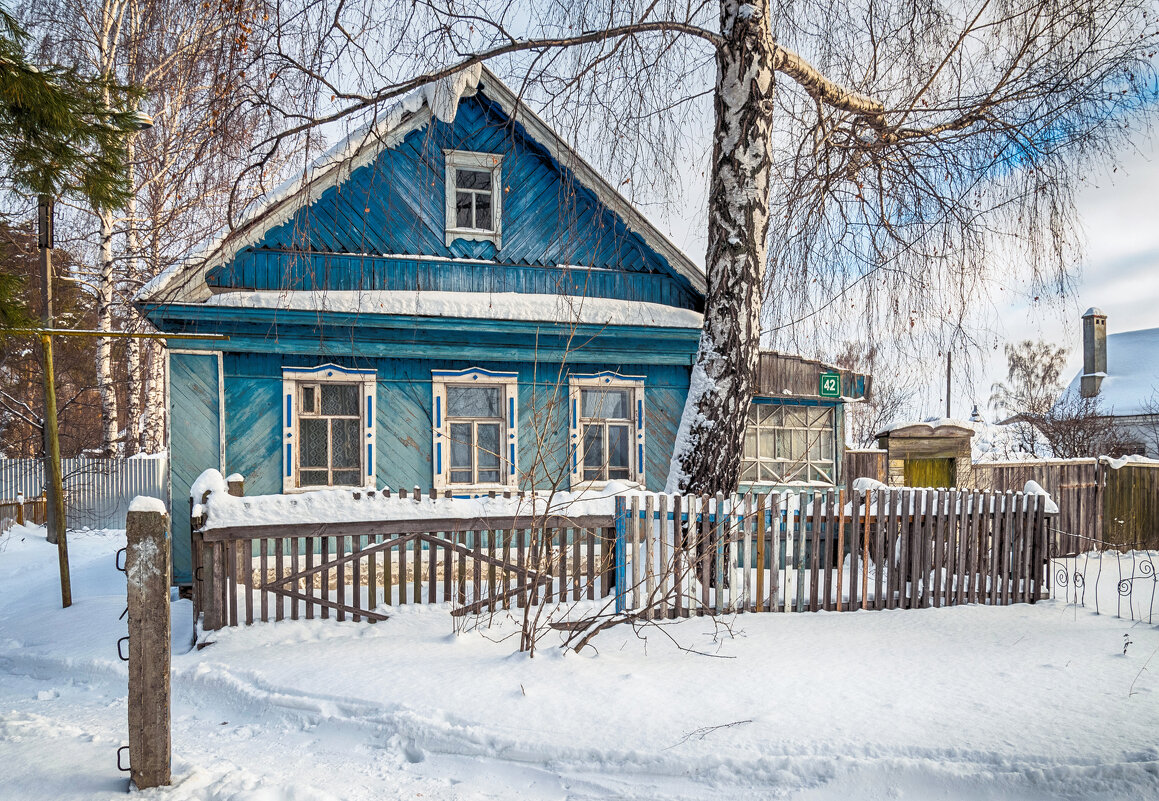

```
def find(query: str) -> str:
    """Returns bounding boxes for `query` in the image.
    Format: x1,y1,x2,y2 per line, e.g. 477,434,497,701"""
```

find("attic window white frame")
431,368,519,492
282,364,377,493
444,149,503,246
568,372,646,490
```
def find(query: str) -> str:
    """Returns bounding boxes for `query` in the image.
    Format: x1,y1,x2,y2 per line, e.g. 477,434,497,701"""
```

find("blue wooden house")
139,67,866,584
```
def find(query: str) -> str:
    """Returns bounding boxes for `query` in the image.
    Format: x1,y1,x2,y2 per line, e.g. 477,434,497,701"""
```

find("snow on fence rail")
614,487,1056,616
0,454,167,530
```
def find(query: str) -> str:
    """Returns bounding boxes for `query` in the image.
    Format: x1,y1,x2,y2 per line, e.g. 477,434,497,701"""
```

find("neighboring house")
137,67,867,583
1060,308,1159,457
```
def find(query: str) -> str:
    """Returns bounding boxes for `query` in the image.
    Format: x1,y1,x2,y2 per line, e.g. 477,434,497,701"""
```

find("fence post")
227,475,247,585
614,496,626,614
15,491,23,526
125,501,171,790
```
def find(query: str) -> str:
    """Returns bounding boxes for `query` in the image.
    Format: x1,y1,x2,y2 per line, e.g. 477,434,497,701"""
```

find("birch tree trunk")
123,148,142,456
666,0,775,494
142,340,165,453
95,209,121,457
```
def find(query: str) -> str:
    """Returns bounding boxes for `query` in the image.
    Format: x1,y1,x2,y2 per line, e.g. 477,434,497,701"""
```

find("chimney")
1081,307,1107,398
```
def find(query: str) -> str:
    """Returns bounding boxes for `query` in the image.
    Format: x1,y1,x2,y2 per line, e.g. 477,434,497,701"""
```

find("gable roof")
139,66,706,305
1061,326,1159,416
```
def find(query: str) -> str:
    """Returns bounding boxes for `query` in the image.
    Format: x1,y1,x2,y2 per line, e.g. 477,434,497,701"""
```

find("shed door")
904,458,954,488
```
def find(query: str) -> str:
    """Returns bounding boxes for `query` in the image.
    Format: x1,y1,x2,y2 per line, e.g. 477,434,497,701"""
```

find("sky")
970,134,1159,419
648,129,1159,424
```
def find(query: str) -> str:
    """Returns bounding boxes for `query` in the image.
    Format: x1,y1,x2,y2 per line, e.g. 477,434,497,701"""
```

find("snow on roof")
139,66,705,306
1082,307,1106,317
1062,326,1159,416
876,418,977,438
203,290,704,328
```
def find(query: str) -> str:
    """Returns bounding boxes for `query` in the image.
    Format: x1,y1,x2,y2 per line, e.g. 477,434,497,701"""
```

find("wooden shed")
875,421,975,488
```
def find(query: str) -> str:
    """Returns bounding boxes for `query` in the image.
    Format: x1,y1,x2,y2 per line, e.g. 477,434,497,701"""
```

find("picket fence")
190,483,1055,632
614,487,1055,615
0,454,167,530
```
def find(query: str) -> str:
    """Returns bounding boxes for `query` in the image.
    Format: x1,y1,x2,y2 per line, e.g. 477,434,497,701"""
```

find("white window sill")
283,483,375,495
437,484,519,497
571,479,644,493
445,227,501,246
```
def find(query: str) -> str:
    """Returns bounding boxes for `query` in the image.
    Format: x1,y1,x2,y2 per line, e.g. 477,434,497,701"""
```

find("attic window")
444,150,502,246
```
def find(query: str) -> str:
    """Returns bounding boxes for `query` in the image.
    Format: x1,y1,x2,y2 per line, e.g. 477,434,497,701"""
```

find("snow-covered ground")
2,524,1158,800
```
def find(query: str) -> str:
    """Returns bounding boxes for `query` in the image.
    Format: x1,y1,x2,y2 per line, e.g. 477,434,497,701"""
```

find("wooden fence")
614,488,1054,615
972,460,1159,552
0,495,47,532
192,513,616,630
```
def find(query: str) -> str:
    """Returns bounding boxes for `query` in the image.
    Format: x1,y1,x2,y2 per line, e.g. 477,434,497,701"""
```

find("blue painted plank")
204,90,700,307
169,352,221,584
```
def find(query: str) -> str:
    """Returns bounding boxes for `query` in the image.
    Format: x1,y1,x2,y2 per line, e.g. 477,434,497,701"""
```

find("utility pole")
38,195,70,607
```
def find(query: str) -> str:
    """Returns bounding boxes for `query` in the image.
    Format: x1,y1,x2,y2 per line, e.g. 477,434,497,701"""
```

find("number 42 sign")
819,372,841,398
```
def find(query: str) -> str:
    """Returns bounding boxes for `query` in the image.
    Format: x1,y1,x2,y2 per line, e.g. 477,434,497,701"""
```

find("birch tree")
198,0,1158,492
26,0,270,454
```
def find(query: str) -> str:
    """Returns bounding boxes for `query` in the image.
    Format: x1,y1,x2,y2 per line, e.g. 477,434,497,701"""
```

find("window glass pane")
746,405,759,425
299,469,329,486
739,461,757,482
791,430,807,460
456,168,491,190
776,429,791,460
331,418,360,469
321,383,359,416
784,407,808,427
447,386,501,418
300,418,328,468
450,470,472,484
474,194,492,230
607,424,630,478
450,422,472,469
582,388,629,419
759,430,776,459
759,462,780,482
476,423,500,471
301,386,316,415
758,404,776,424
333,469,361,486
456,192,472,227
583,424,603,474
743,427,758,459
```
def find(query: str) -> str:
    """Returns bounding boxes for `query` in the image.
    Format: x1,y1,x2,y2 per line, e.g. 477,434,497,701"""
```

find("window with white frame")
431,369,518,490
739,403,836,485
568,373,646,487
282,365,376,491
444,150,503,246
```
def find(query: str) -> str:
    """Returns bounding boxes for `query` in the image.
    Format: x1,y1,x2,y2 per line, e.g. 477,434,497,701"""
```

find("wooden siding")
207,94,700,310
169,352,222,583
214,252,698,310
756,351,869,400
204,354,690,504
149,304,701,366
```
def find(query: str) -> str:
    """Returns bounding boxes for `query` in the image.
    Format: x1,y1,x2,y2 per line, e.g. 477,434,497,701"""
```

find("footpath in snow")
1,523,1158,800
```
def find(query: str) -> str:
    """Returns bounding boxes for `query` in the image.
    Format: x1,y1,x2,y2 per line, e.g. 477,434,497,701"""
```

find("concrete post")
125,501,171,790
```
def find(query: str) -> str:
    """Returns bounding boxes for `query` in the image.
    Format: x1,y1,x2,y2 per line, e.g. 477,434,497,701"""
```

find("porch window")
569,373,646,487
444,150,502,246
740,403,836,486
282,365,377,492
432,369,518,491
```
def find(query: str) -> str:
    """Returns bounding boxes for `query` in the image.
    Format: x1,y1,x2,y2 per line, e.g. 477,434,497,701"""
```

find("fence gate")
192,515,616,630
